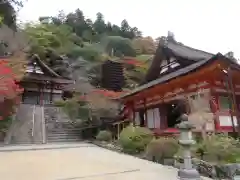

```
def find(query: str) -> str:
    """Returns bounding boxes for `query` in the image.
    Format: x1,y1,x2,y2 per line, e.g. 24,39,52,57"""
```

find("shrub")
119,125,153,154
57,99,89,121
68,46,102,61
194,134,240,163
96,130,112,142
0,116,13,133
54,100,66,107
145,137,179,162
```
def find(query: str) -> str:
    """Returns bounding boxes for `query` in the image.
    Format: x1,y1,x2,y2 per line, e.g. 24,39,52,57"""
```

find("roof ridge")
31,54,61,78
167,40,214,56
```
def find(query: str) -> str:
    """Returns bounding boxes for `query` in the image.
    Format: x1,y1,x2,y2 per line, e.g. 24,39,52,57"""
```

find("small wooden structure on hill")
101,59,125,92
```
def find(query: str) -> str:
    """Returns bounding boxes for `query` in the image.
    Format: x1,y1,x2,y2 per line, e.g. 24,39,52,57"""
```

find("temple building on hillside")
119,38,240,135
20,54,73,105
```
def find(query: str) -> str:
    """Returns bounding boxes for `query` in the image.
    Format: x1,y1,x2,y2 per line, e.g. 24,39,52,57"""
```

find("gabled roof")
143,39,214,83
166,41,214,61
23,54,74,84
28,54,61,77
119,53,238,99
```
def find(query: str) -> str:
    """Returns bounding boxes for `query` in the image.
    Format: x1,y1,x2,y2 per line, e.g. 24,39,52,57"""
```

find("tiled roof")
30,54,61,77
119,53,224,99
166,41,214,61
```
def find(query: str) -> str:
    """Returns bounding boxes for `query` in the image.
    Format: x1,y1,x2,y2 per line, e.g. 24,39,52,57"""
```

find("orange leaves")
79,89,126,101
91,89,127,99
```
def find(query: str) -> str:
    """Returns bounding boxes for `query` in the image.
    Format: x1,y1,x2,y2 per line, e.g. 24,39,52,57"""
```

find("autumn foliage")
0,60,23,120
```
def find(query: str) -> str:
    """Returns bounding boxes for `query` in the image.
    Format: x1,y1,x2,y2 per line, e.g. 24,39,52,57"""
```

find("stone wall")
5,104,34,144
44,106,74,130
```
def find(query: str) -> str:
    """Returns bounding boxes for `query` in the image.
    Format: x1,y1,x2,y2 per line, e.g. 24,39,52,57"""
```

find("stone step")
47,137,82,141
47,128,83,132
47,131,81,135
47,132,81,136
47,136,81,140
47,135,81,139
47,138,81,143
11,142,43,145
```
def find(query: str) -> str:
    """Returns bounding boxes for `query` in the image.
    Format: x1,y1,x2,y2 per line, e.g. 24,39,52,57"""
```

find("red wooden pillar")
50,82,53,104
210,88,220,131
160,104,167,130
39,83,44,106
143,98,147,126
228,68,240,135
131,102,136,126
40,86,43,106
208,78,219,131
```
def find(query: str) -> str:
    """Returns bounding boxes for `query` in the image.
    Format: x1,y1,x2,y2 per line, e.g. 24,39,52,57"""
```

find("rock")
215,163,240,179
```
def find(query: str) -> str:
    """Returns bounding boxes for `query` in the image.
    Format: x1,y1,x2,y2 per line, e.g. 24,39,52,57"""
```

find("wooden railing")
31,105,36,138
41,105,46,144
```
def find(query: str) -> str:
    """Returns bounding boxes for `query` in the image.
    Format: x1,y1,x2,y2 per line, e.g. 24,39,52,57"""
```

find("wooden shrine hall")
119,38,240,135
20,54,73,105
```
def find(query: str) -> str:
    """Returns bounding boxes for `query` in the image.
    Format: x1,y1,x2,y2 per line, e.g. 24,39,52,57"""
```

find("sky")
18,0,240,59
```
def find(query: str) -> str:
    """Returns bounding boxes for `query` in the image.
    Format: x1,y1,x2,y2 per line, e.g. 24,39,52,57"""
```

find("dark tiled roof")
119,53,223,99
143,39,214,84
22,74,73,84
166,41,214,61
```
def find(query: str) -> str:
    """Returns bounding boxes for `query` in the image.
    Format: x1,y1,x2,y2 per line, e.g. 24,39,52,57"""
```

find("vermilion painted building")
119,38,240,135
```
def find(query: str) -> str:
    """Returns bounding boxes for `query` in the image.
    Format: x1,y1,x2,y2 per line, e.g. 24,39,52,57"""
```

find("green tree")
130,27,142,38
132,37,156,54
0,0,24,29
65,9,89,37
103,36,136,57
93,12,106,36
119,20,141,39
25,23,82,57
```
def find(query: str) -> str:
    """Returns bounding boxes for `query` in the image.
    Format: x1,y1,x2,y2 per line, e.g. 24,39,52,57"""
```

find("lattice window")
160,58,180,74
26,64,44,74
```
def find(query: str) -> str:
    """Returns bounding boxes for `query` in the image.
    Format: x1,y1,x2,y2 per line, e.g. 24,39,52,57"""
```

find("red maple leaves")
91,89,126,99
123,57,145,67
0,60,23,120
79,89,127,101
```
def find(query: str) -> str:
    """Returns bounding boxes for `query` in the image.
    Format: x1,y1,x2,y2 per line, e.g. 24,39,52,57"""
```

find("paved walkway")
0,143,211,180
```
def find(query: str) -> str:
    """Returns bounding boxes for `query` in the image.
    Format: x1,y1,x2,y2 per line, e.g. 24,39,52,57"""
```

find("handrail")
41,105,46,144
32,105,36,137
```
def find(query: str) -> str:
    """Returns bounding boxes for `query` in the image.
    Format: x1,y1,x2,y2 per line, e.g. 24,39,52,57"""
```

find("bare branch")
0,24,29,55
186,90,215,138
0,24,28,79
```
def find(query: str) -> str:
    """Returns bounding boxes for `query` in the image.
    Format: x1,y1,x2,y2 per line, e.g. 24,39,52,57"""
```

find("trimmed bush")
145,137,179,163
96,130,112,142
194,134,240,163
119,125,154,154
54,100,66,107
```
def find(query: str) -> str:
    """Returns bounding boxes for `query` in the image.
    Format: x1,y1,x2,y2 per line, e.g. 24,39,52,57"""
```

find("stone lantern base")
178,168,201,180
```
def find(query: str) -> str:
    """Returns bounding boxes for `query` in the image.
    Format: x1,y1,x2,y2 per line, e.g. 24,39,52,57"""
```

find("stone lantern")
177,114,200,180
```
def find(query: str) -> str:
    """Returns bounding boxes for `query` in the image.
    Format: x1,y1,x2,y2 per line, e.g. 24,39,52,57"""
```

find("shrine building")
119,38,240,135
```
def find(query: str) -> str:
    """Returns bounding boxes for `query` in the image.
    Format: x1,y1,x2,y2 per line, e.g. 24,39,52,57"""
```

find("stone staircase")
44,106,82,143
4,104,45,144
33,105,45,144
